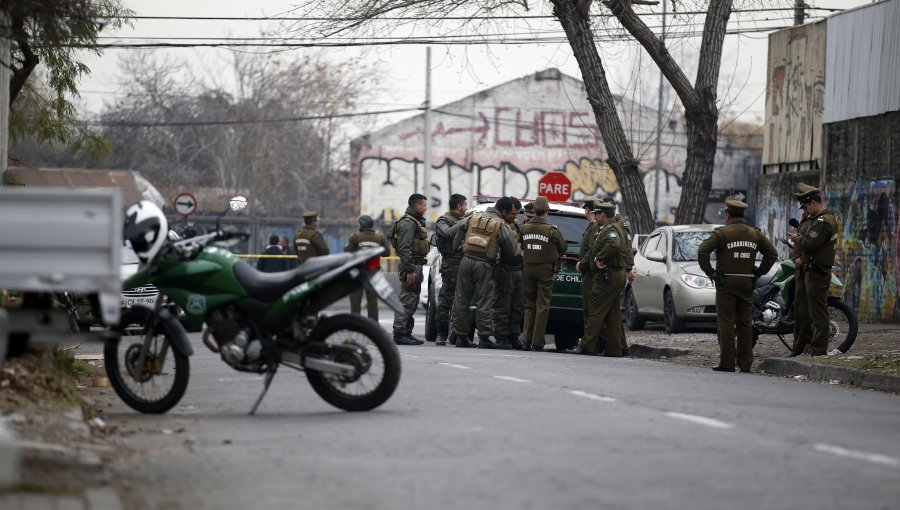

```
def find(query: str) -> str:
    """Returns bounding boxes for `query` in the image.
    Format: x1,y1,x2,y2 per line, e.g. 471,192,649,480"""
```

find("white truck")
0,188,123,366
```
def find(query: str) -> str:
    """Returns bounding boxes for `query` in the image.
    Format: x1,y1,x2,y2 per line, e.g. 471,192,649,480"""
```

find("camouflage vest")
463,213,502,260
521,220,562,264
389,214,429,258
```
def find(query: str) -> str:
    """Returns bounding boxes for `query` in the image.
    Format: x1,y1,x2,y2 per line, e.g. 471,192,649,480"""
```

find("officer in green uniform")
698,197,778,372
433,194,468,346
493,198,525,349
523,202,535,224
575,196,599,332
521,196,567,351
391,194,430,346
788,184,839,356
594,200,637,355
452,197,520,348
568,201,626,356
345,214,391,321
293,211,330,264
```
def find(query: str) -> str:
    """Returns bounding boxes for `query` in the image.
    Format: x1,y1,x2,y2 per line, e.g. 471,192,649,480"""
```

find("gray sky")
76,0,870,132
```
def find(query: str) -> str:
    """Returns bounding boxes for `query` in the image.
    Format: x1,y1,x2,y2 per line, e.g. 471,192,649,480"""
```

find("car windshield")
122,242,140,264
672,231,710,262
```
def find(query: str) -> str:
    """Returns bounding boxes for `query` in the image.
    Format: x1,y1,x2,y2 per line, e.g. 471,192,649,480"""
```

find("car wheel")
424,286,437,342
663,289,685,334
623,287,645,331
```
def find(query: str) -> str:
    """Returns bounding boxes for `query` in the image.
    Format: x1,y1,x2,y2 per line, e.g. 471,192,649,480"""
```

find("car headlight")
680,273,715,289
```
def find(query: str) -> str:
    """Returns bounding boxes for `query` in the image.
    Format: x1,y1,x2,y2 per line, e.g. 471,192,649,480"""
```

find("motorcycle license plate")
123,296,157,308
370,271,395,299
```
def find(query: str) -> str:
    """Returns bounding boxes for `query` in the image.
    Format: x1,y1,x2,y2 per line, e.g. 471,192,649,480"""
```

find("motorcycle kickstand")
777,334,792,351
248,369,277,416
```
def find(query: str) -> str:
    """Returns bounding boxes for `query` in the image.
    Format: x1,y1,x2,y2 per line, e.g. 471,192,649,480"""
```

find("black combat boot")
448,331,458,345
508,335,524,350
436,322,449,346
455,332,476,348
477,335,497,349
493,335,513,350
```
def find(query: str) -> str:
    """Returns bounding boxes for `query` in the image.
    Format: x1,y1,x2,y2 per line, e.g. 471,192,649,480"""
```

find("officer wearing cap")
597,198,635,355
521,196,567,351
345,215,391,321
698,196,777,372
568,200,626,355
293,211,330,264
523,202,536,224
787,183,839,356
575,196,599,333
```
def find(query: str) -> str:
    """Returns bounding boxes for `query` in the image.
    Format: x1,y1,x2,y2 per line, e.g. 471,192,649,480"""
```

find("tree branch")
8,12,38,106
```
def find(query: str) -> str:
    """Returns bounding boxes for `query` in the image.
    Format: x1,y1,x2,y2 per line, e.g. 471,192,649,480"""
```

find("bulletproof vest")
399,215,430,258
436,213,462,258
521,221,561,263
294,228,320,263
463,213,502,260
715,222,761,275
353,229,385,251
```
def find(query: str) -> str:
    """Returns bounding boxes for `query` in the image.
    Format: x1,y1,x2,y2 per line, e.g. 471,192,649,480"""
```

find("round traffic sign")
173,192,198,216
537,172,572,202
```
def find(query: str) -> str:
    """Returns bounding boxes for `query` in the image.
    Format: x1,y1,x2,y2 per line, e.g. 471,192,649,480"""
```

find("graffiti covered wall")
352,69,758,224
764,21,826,167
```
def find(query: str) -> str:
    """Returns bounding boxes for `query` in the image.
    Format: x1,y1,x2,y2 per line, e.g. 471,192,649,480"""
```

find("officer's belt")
463,253,493,263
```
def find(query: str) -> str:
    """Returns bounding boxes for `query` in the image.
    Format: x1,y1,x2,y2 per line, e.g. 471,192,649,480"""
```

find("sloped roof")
4,166,160,208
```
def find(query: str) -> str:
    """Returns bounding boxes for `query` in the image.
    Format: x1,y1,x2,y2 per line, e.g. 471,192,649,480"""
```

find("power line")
84,107,422,127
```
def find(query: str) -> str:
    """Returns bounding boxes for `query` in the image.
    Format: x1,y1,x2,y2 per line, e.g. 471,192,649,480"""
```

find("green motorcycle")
105,198,403,415
752,255,858,355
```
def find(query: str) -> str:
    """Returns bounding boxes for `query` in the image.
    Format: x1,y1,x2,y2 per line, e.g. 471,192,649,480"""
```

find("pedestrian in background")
788,183,839,357
279,235,298,270
346,214,391,321
452,196,520,348
521,196,567,351
390,194,430,345
257,234,288,272
493,197,525,349
698,197,778,372
293,211,329,264
433,194,468,346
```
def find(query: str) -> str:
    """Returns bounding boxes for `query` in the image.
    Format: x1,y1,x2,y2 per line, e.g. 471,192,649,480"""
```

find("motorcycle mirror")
789,218,800,228
229,195,249,212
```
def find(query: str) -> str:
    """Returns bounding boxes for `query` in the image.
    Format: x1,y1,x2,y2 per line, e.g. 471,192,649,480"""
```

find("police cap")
533,196,550,213
724,196,748,215
302,211,318,220
794,182,821,202
594,200,615,214
582,195,598,210
523,202,536,217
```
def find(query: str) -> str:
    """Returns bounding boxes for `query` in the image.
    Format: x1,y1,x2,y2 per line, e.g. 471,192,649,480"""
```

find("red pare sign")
537,172,572,202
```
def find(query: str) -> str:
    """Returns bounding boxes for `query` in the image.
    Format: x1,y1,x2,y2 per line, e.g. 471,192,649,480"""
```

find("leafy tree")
1,0,132,158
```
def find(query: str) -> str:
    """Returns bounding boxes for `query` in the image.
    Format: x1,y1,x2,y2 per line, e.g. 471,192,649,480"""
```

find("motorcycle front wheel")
304,313,401,412
827,298,858,354
105,307,190,414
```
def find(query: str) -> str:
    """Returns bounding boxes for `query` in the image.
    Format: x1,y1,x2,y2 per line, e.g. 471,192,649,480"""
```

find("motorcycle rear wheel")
105,307,190,414
304,313,401,412
826,298,858,354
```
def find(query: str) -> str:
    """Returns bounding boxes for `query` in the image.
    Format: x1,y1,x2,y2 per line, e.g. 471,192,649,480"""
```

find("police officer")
568,201,626,356
434,194,468,346
611,204,636,355
493,197,525,349
575,196,599,337
698,197,778,372
391,194,430,346
452,197,520,348
788,183,839,357
293,211,330,264
521,196,567,351
523,202,536,224
345,214,391,321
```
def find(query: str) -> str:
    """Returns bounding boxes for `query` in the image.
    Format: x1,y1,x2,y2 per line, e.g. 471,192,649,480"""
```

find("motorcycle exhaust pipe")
202,326,220,353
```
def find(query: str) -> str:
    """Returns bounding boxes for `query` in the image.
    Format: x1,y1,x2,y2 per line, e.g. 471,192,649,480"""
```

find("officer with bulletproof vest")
523,202,535,224
451,196,520,349
568,200,627,356
521,196,567,351
698,197,778,372
493,197,525,350
345,214,391,321
433,193,468,346
575,196,599,336
293,211,330,264
788,183,839,357
391,193,430,346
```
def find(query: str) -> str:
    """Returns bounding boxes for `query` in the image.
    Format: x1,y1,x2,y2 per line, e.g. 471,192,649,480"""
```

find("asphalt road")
89,307,900,510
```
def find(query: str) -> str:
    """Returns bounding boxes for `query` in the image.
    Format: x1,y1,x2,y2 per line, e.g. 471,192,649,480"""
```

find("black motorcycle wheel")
827,298,858,354
105,307,190,414
305,313,401,412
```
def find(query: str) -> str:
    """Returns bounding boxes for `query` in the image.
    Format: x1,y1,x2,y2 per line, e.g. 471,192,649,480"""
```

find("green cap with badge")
594,199,615,214
724,196,748,215
533,196,550,213
794,182,821,202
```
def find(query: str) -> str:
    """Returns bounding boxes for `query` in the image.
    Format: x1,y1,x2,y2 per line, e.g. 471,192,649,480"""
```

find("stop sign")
537,172,572,202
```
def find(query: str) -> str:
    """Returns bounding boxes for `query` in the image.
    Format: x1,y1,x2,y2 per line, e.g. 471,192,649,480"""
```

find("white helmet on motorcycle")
124,201,168,265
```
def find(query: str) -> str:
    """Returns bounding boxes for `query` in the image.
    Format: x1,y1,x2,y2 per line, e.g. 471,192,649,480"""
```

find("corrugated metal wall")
824,0,900,124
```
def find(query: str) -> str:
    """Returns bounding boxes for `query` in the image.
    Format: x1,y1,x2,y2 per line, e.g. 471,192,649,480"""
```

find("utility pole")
652,0,667,225
794,0,806,25
1,12,10,188
423,47,432,211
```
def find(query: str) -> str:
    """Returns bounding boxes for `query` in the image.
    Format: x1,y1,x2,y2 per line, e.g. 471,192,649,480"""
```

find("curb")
0,421,21,489
629,343,692,359
758,357,900,393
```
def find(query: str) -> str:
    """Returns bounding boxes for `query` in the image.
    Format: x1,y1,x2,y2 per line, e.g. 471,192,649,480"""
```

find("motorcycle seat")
755,273,775,288
233,253,356,302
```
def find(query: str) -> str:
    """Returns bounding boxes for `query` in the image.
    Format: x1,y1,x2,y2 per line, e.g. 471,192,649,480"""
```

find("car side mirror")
646,250,666,263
